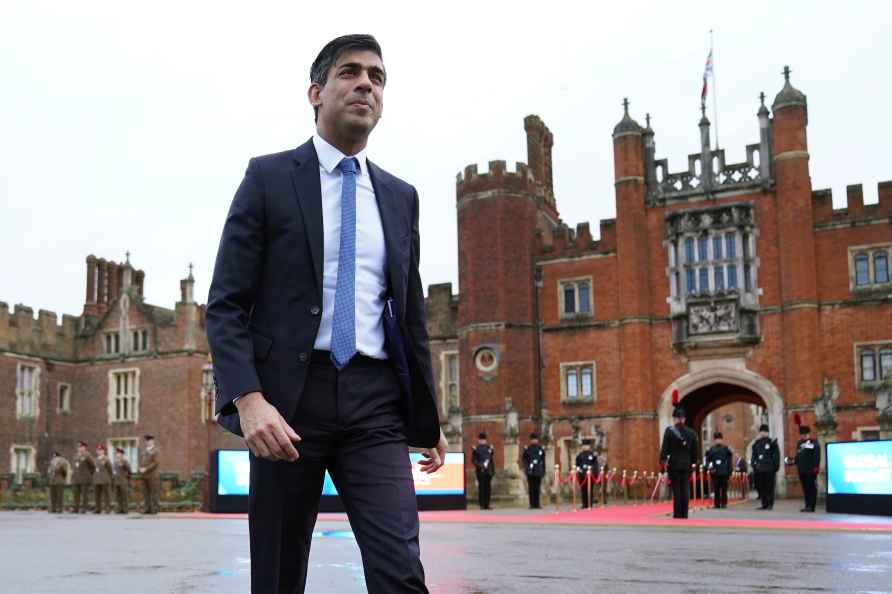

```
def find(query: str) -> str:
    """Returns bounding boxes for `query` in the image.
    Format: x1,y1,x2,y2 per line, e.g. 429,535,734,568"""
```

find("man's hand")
418,429,448,474
236,392,301,462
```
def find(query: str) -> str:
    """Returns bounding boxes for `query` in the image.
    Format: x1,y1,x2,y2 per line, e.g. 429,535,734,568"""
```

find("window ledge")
852,283,892,295
561,398,596,405
559,313,594,322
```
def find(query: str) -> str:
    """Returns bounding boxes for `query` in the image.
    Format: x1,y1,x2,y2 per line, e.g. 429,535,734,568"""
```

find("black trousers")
754,471,775,508
577,473,594,508
712,475,729,508
669,470,690,518
476,471,492,509
527,475,542,508
248,352,427,594
800,472,818,510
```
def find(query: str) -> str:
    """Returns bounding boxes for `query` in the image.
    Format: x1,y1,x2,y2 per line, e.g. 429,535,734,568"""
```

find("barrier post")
690,465,697,511
698,465,705,508
570,468,577,511
584,467,592,510
553,464,561,513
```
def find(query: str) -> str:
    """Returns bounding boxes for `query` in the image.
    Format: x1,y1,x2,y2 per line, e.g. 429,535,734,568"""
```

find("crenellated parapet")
537,219,617,261
0,301,79,358
456,115,559,221
812,181,892,227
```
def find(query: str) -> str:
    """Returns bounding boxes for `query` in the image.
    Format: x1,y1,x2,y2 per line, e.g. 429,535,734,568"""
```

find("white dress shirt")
311,134,388,360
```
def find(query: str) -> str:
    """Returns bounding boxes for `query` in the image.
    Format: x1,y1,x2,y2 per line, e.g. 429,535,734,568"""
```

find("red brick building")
0,257,242,484
436,67,892,500
4,68,891,504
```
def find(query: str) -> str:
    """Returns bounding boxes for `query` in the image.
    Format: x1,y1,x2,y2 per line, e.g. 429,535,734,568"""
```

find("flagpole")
711,29,720,150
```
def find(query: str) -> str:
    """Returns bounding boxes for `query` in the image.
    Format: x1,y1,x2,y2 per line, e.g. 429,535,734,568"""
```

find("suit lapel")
289,139,324,293
368,161,405,314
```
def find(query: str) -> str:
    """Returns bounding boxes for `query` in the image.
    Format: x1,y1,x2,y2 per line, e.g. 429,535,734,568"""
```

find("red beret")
78,441,87,447
115,448,125,454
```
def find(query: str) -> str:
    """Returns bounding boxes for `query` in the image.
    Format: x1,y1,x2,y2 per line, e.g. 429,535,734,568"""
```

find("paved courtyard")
3,500,892,594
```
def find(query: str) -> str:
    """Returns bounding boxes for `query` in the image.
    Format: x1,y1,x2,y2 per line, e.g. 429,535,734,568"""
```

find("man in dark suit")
206,34,445,594
660,407,698,519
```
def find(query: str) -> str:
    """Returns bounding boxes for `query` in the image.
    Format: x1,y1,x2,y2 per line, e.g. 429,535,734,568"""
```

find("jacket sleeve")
815,439,821,470
471,448,479,467
659,429,670,465
404,187,440,446
144,451,160,475
206,159,267,417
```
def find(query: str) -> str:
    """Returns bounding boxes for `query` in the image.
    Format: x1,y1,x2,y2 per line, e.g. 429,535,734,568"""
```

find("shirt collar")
312,134,368,176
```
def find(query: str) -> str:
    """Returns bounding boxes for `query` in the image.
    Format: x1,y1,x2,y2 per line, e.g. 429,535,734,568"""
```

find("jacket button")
298,352,308,362
310,305,321,316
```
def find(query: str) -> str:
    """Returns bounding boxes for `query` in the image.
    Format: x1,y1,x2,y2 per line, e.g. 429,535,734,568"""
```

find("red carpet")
182,500,892,533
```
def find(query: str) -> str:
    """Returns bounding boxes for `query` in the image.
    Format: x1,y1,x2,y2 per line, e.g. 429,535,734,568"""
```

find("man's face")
96,448,103,457
477,439,486,446
116,453,123,461
673,416,685,425
760,431,769,438
311,49,385,140
78,445,86,455
714,438,723,446
583,444,592,451
145,439,154,449
530,439,539,446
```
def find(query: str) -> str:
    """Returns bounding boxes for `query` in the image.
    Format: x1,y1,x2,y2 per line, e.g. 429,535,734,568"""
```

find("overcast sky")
1,1,890,320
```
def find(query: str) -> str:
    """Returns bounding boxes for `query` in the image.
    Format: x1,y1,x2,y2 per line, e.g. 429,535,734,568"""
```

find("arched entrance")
658,367,786,495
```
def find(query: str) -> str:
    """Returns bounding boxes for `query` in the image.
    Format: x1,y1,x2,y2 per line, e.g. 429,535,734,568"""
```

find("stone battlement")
456,115,556,211
812,181,892,225
0,301,80,357
538,218,617,260
456,160,542,196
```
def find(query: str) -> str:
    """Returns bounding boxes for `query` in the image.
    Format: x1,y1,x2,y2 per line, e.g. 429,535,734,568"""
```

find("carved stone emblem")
813,377,840,429
688,301,738,335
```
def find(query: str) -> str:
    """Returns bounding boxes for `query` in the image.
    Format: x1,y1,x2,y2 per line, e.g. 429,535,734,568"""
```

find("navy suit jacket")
206,138,441,448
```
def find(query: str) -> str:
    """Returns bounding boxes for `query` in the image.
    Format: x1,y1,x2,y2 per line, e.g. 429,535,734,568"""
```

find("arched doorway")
658,367,786,495
681,382,765,462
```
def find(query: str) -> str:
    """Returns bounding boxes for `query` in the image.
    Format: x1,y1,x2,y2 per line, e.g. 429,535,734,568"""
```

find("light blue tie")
330,157,358,369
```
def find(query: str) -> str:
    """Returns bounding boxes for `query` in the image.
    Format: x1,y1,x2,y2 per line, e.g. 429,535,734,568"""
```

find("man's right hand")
235,392,301,461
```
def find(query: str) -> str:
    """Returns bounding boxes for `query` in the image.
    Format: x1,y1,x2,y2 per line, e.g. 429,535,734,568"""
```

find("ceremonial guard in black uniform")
471,433,495,510
522,432,546,509
705,432,733,508
575,439,599,509
659,406,698,519
751,424,780,510
787,424,820,512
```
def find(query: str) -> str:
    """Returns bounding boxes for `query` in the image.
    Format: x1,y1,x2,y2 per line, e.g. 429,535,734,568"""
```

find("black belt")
310,349,388,368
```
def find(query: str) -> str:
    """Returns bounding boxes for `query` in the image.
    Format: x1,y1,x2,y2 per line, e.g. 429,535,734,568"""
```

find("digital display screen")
217,450,251,496
217,450,465,497
827,440,892,496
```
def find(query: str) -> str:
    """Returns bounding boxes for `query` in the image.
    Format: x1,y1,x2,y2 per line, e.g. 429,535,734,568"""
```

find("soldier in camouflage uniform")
139,434,160,515
71,441,96,514
47,451,70,514
113,447,132,514
93,444,113,514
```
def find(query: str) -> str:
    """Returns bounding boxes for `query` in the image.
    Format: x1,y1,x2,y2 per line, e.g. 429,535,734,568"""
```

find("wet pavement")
3,500,892,593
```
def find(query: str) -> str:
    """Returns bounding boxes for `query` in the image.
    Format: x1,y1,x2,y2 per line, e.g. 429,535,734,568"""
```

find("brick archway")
658,367,787,495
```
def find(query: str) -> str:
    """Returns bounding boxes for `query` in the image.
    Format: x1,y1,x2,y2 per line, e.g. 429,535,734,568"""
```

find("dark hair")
759,424,769,432
477,432,487,440
310,34,384,121
713,431,723,439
